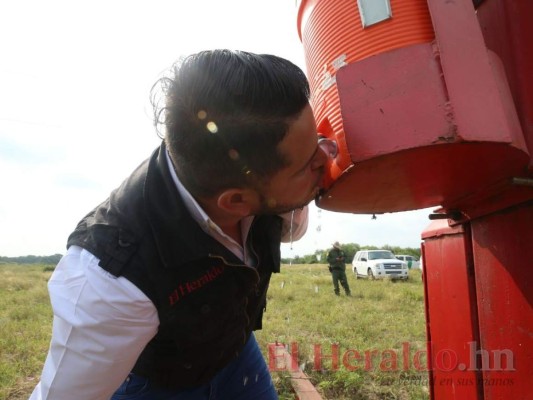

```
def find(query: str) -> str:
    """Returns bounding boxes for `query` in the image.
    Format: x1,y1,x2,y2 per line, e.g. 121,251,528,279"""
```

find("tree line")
2,244,420,267
281,243,421,265
0,254,63,265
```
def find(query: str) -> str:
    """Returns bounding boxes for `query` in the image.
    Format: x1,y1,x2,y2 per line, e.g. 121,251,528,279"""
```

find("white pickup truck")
352,250,409,280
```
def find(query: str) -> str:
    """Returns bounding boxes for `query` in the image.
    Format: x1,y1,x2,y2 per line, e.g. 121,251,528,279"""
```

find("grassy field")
1,263,428,400
256,264,429,400
0,265,54,400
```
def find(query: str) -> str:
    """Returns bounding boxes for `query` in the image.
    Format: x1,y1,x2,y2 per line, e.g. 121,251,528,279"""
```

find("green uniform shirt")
327,247,346,270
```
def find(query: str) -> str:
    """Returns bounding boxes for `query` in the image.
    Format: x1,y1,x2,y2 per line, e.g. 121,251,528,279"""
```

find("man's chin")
253,185,322,215
258,194,318,215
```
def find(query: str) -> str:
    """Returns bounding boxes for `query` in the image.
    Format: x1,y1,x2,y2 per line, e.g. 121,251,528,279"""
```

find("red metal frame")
298,0,533,398
422,221,482,399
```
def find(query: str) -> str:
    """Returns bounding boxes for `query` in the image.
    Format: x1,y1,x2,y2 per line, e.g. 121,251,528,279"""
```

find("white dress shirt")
29,154,308,400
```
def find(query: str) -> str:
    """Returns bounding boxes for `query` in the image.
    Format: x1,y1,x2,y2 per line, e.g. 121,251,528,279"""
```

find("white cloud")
281,204,434,258
0,0,432,257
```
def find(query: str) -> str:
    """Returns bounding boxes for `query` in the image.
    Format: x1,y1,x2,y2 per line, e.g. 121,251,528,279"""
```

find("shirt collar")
165,150,254,260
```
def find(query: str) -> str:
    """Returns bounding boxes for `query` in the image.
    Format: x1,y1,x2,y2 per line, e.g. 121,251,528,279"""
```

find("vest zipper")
208,254,259,332
246,227,263,296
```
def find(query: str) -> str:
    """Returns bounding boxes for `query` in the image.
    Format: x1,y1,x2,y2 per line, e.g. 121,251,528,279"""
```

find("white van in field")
352,250,409,280
395,255,421,269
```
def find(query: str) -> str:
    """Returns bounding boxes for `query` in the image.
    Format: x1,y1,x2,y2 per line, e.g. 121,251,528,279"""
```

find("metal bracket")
511,177,533,187
429,210,464,221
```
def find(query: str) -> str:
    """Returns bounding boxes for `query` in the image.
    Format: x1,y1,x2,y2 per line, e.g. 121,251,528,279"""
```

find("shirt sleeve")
29,246,159,400
279,206,309,243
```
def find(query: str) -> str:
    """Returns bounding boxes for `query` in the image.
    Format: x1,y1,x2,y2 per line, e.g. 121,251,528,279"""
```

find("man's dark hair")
154,49,310,198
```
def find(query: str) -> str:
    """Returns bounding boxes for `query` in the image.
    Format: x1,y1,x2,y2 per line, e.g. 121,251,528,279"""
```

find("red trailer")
297,0,533,398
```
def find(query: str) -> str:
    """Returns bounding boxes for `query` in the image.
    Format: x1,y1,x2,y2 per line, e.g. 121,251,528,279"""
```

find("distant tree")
302,253,319,264
0,254,62,265
339,243,360,261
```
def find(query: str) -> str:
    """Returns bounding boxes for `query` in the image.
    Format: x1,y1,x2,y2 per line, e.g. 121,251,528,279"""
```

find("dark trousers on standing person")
331,269,351,296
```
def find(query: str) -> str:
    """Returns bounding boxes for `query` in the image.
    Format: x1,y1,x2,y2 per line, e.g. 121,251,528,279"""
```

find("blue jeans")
111,335,278,400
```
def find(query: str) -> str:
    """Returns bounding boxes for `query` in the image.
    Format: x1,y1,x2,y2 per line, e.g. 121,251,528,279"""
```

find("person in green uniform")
326,241,351,296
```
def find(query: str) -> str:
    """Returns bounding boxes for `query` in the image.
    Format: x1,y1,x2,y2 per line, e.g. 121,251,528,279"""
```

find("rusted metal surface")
470,201,533,399
476,0,533,162
422,220,482,400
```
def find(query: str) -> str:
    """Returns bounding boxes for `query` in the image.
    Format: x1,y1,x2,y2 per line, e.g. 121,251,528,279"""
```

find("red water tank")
298,0,530,214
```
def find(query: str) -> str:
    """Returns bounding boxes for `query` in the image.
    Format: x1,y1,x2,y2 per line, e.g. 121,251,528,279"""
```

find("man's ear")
216,188,257,217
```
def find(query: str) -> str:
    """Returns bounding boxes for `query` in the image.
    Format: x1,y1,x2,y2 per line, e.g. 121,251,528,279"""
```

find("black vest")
67,143,282,388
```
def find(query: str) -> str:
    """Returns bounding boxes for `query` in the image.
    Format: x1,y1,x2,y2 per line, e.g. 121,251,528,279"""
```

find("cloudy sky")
0,0,435,259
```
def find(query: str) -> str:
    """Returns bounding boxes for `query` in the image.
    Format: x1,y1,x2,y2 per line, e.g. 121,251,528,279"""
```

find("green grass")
255,265,429,400
0,265,54,400
0,264,428,400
